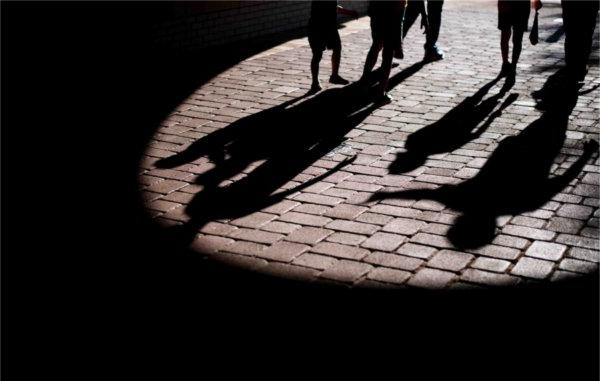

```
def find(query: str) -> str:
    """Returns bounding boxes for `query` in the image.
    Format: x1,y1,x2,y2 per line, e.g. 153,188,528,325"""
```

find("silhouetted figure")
308,1,359,93
561,0,599,84
498,0,542,77
402,0,445,62
360,0,407,104
390,77,517,174
371,83,598,249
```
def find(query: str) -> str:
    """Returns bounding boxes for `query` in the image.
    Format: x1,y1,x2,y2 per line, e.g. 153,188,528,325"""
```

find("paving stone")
230,212,276,228
397,243,439,259
311,242,370,260
511,257,555,280
293,253,338,270
229,228,284,244
364,252,424,271
367,268,411,285
427,250,474,272
461,269,520,287
502,225,556,241
326,232,368,246
382,217,427,235
278,212,332,227
556,204,594,220
320,260,374,283
409,233,454,249
256,241,309,262
470,257,511,273
546,217,585,234
325,220,379,235
525,241,567,261
556,234,599,250
360,232,406,251
257,262,320,282
324,204,368,219
569,247,600,263
285,226,333,244
407,268,456,289
558,259,599,274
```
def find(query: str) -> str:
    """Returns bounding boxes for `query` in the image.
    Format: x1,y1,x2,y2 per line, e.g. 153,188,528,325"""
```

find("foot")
499,62,512,78
329,74,350,85
394,43,404,59
423,45,444,62
375,92,393,105
309,82,322,93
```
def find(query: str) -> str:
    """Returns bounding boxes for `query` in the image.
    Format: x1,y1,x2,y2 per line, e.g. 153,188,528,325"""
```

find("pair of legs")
309,28,348,92
310,47,347,91
500,26,525,75
361,37,396,102
403,0,445,60
498,1,530,76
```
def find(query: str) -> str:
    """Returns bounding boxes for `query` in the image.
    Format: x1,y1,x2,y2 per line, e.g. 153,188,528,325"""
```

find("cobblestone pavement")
140,1,599,289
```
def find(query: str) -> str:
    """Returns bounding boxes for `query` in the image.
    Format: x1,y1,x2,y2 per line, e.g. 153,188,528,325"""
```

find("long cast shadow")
371,73,599,249
389,76,517,174
155,63,425,245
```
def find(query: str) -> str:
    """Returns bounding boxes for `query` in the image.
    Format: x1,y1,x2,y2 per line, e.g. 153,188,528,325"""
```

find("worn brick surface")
141,2,599,288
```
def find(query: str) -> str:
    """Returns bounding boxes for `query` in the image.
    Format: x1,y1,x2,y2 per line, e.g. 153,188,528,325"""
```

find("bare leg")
500,28,511,64
377,43,394,101
511,29,524,67
331,47,340,77
310,50,323,91
361,41,383,80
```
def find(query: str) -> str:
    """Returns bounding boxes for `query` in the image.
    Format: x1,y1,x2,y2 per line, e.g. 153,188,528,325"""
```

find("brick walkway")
140,1,599,289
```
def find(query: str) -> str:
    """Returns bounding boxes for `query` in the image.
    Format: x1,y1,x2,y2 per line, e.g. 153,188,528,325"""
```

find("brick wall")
153,1,369,53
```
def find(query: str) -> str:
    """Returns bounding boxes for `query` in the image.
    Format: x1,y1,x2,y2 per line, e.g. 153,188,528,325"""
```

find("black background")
2,2,597,378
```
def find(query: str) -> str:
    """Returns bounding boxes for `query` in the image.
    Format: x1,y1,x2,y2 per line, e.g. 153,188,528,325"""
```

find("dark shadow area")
156,63,425,246
372,71,599,249
3,3,598,379
389,75,516,174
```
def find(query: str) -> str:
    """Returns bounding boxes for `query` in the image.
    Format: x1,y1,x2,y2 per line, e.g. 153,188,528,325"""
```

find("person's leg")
361,41,383,80
377,42,394,102
499,27,512,76
569,1,599,81
329,32,349,84
310,49,323,91
511,28,524,69
425,0,444,50
331,47,340,77
402,0,421,38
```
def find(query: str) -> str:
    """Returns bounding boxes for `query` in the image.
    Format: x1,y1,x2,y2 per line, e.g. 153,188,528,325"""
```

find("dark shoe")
394,43,404,59
308,82,322,94
329,75,350,85
423,45,444,62
375,93,393,105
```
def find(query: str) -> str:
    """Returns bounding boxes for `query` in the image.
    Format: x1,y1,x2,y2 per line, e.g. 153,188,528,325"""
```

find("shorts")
498,0,531,31
308,25,341,52
371,17,402,49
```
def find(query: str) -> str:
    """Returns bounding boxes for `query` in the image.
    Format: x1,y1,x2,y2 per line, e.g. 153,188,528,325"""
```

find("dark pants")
403,0,444,49
561,0,599,81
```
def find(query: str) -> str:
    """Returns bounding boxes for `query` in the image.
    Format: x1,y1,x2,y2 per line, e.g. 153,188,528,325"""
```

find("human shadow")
389,76,517,174
154,86,368,244
370,74,599,249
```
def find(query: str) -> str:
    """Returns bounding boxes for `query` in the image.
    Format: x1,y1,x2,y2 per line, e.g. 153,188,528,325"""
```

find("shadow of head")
448,213,497,250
